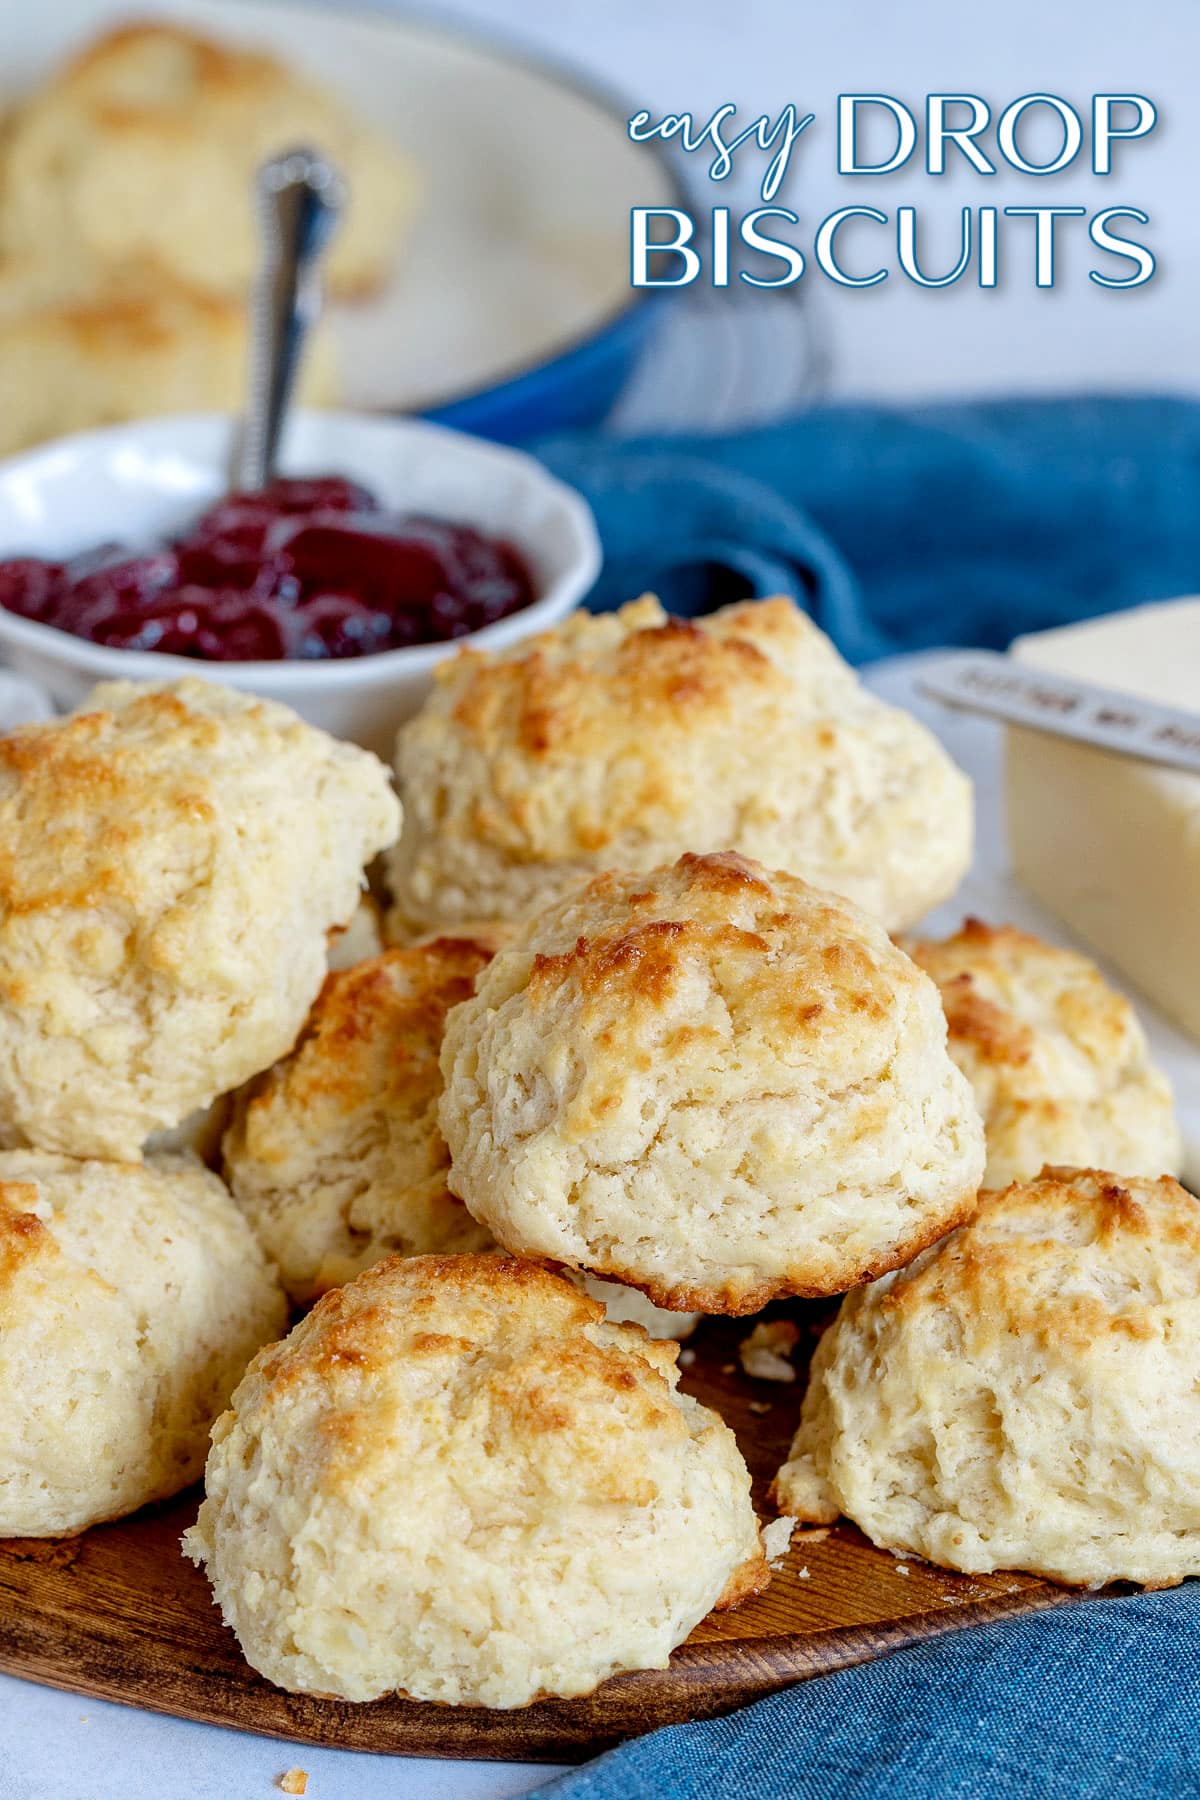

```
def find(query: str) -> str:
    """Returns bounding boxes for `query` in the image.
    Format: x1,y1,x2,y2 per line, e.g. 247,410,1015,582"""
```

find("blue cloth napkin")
533,1587,1200,1799
534,394,1200,661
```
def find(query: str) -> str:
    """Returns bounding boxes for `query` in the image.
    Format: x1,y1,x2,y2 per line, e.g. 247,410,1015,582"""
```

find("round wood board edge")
0,1560,1073,1761
0,1309,1073,1762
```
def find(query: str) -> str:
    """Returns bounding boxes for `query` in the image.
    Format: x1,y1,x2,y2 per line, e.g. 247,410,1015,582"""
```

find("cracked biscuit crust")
224,939,498,1304
184,1254,765,1707
773,1167,1200,1589
387,595,972,938
0,679,400,1160
438,852,985,1314
904,919,1182,1188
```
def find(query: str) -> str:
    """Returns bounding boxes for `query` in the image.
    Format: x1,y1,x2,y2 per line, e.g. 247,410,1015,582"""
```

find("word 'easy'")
629,95,1156,199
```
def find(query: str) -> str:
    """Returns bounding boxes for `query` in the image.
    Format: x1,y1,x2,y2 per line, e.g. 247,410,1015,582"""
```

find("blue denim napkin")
533,1587,1200,1799
534,394,1200,659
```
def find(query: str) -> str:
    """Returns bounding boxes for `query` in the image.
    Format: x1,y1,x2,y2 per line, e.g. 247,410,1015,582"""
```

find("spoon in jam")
233,146,346,493
0,143,537,661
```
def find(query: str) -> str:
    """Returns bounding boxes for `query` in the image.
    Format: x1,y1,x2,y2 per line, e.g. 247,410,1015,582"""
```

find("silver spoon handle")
234,147,345,493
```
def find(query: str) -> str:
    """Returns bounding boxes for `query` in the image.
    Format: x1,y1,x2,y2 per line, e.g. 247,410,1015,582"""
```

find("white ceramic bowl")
0,411,601,754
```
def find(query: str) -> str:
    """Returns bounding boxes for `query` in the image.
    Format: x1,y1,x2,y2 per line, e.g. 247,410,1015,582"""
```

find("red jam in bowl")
0,476,538,661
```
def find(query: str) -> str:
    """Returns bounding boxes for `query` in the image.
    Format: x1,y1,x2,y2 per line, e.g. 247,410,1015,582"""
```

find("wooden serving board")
0,1308,1070,1763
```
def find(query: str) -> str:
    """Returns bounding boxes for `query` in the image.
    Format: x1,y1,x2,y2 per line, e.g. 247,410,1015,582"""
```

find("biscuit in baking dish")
0,22,417,301
0,265,335,458
904,919,1182,1188
0,1150,285,1536
773,1167,1200,1588
387,595,972,938
184,1254,765,1706
438,852,986,1314
0,679,400,1161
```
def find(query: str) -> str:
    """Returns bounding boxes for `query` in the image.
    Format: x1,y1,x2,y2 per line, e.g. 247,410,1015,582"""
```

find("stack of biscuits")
0,592,1194,1713
0,21,419,452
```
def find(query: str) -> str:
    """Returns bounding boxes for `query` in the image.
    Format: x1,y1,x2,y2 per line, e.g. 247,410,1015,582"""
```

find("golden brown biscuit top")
905,918,1135,1074
438,596,851,765
391,594,973,943
41,273,242,353
885,1167,1200,1354
233,938,495,1158
0,679,373,938
247,1254,686,1504
0,1182,54,1284
512,852,924,1132
1,690,212,927
41,21,299,121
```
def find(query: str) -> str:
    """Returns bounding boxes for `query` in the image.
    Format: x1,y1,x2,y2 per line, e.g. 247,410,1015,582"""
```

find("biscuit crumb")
792,1527,831,1544
721,1363,736,1375
798,1565,810,1579
896,1564,910,1576
738,1319,800,1382
747,1400,771,1415
279,1772,308,1796
677,1348,696,1367
761,1517,794,1566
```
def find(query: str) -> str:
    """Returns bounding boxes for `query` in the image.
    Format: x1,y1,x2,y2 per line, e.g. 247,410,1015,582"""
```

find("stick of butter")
1007,598,1200,1044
